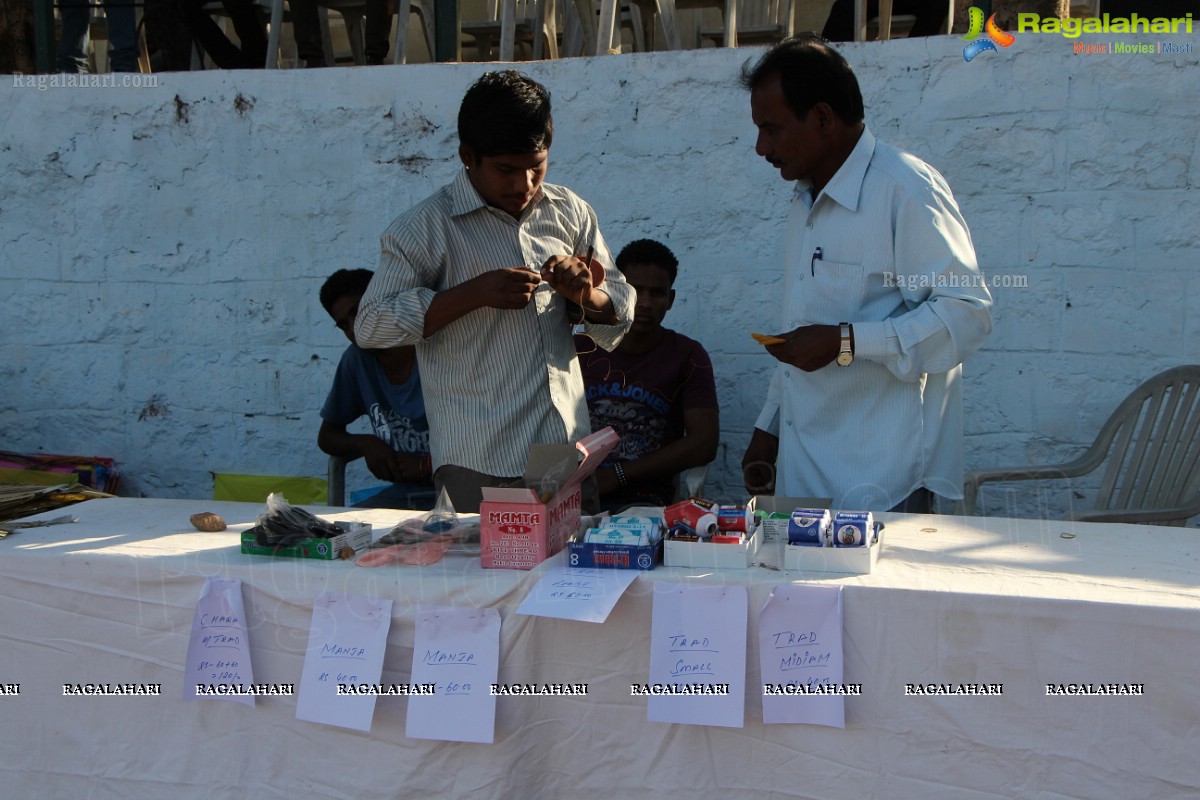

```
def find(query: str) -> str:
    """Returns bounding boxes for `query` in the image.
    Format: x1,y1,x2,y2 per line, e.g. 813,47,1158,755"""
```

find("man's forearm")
617,408,719,489
422,282,485,337
619,438,712,488
573,287,618,325
317,425,372,461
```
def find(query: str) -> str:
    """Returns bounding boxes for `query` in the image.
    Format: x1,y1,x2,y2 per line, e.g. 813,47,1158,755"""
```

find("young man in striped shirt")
354,71,635,513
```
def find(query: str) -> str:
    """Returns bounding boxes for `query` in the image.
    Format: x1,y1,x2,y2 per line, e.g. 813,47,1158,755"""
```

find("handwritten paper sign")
515,563,639,623
184,577,254,705
295,591,393,732
759,584,845,727
646,582,748,728
406,606,501,744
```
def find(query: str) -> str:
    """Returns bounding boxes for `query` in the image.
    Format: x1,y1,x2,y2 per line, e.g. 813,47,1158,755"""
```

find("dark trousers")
144,0,193,71
888,487,936,514
57,0,140,72
183,0,267,68
289,0,391,64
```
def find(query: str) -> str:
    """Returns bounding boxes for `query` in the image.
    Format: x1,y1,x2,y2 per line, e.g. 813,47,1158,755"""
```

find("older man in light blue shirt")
741,36,992,513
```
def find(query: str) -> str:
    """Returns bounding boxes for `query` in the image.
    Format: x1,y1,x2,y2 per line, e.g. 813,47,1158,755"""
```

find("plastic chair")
308,0,437,65
962,365,1200,526
630,0,736,50
390,0,436,63
860,0,954,42
262,0,435,67
461,0,556,61
698,0,788,48
560,0,645,55
327,455,348,506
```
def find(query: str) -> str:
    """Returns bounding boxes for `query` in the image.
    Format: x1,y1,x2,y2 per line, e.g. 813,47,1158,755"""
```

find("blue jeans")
57,0,140,73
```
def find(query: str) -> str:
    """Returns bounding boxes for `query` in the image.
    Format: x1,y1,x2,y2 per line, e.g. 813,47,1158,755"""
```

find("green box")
240,521,372,560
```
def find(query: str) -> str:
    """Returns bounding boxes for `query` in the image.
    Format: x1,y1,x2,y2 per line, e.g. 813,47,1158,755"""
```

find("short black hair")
458,70,553,159
319,268,373,313
616,239,679,285
740,34,864,125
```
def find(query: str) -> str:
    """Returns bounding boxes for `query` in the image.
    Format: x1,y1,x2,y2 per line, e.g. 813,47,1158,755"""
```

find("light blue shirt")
755,127,992,508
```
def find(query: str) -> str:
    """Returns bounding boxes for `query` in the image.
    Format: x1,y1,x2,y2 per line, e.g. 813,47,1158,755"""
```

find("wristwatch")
836,323,854,366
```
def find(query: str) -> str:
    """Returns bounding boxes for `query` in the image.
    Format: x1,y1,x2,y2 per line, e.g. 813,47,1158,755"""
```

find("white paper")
183,576,255,706
515,562,640,623
759,584,845,728
295,591,393,732
646,582,748,728
406,605,501,744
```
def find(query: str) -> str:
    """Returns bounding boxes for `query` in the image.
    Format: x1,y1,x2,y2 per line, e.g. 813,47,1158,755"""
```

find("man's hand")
764,324,844,372
422,267,540,336
539,254,595,305
742,428,779,494
468,267,541,309
595,465,620,497
360,438,428,483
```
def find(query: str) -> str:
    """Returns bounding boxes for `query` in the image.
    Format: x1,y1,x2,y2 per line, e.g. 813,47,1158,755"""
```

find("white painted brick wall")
2,36,1197,523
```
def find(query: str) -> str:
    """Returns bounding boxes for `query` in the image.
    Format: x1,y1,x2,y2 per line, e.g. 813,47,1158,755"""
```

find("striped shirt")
355,169,635,478
756,127,992,508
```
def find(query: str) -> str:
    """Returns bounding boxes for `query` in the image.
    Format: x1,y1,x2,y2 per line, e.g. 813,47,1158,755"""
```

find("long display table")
1,497,1198,798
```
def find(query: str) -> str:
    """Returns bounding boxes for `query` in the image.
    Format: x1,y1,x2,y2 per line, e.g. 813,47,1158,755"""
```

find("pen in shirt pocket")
811,246,823,276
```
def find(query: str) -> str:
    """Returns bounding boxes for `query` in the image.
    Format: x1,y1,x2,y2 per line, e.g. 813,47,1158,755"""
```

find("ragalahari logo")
962,7,1015,61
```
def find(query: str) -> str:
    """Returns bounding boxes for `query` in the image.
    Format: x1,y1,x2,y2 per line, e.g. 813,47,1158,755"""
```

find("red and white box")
480,427,619,570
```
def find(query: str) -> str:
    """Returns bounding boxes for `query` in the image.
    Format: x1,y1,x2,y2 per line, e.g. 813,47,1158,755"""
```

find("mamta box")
480,427,619,570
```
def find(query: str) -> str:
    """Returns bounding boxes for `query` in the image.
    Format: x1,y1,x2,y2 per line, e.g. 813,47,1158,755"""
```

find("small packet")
375,488,467,546
250,493,341,547
359,489,478,567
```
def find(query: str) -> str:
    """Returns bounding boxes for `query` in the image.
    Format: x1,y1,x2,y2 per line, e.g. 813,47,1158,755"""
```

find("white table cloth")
1,497,1198,799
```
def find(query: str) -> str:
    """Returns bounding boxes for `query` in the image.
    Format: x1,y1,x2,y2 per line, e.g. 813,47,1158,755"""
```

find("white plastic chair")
462,0,557,61
628,0,737,50
859,0,954,42
263,0,436,66
698,0,789,48
962,365,1200,526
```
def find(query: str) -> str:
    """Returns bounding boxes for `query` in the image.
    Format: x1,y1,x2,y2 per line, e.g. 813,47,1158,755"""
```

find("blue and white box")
832,511,874,547
787,508,832,547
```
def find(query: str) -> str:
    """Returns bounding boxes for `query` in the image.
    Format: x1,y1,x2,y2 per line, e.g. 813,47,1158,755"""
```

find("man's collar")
794,126,876,212
449,167,565,218
450,168,487,216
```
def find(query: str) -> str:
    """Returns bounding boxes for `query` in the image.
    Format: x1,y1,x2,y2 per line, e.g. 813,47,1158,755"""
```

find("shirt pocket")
789,258,870,327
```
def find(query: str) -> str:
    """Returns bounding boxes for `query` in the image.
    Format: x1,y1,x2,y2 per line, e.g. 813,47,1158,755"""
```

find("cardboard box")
568,532,662,570
563,513,660,571
480,427,619,570
664,520,762,569
783,524,883,574
747,496,833,542
240,521,372,560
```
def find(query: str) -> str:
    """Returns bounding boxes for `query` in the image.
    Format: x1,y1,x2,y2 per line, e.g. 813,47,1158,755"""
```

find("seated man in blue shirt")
576,239,719,510
318,269,436,510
